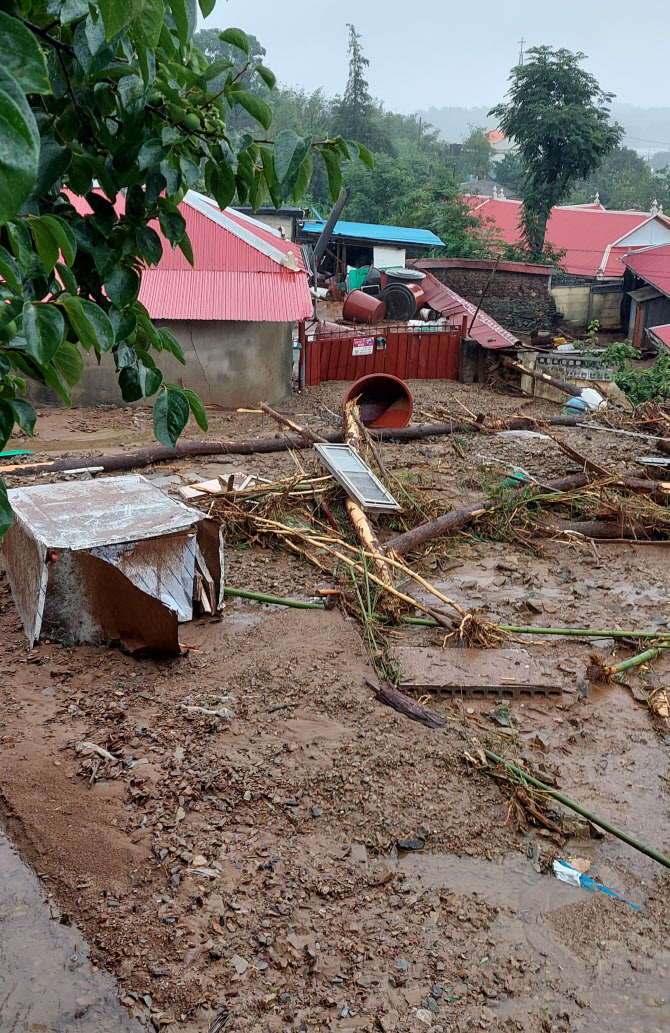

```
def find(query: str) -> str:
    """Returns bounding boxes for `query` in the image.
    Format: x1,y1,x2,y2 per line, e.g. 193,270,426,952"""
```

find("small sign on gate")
352,336,374,356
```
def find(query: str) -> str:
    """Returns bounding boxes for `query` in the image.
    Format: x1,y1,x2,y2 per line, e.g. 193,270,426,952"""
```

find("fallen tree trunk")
502,356,578,398
388,471,670,555
537,519,648,540
1,415,591,479
388,474,592,555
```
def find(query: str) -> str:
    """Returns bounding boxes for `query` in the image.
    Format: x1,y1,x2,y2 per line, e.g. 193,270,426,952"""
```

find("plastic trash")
564,396,589,415
580,387,607,411
553,859,641,911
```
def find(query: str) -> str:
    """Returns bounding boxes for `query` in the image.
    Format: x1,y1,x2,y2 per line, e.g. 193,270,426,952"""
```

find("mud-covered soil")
2,380,670,1033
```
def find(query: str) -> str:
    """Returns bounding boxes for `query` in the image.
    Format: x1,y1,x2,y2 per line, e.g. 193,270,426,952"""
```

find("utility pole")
517,36,525,66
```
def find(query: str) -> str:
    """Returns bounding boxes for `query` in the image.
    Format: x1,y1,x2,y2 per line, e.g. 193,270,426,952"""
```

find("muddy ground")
1,380,670,1033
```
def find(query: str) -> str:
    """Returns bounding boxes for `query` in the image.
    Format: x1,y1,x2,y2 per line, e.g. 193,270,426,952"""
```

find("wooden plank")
406,334,420,379
426,336,440,379
446,331,460,380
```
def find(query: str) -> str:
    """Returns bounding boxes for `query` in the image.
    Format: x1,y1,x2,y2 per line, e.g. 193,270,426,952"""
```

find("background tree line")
194,23,506,257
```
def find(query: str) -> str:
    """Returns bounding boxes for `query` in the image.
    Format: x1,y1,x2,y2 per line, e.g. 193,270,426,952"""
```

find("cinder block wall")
27,320,293,409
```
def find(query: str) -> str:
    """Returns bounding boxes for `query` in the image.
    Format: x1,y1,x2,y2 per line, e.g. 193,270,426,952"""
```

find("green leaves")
0,69,40,227
0,400,14,450
157,200,186,245
198,0,216,15
28,217,59,276
233,91,272,132
153,386,190,446
22,302,65,364
54,340,84,387
256,66,276,91
356,142,375,170
60,296,115,354
218,28,251,54
0,477,13,541
135,0,164,49
0,245,22,294
318,145,343,200
104,264,140,307
137,226,163,266
99,0,145,40
138,360,163,397
182,388,208,431
9,398,36,437
170,0,196,45
0,13,51,95
274,131,311,195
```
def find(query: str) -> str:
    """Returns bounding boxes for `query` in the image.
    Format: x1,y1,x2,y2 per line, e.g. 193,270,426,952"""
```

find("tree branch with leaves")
0,1,370,536
489,46,623,256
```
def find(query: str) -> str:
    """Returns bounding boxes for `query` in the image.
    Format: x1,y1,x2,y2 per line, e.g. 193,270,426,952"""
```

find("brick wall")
429,266,558,333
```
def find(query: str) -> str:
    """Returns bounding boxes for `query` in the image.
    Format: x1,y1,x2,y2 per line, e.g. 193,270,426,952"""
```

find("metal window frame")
314,443,400,514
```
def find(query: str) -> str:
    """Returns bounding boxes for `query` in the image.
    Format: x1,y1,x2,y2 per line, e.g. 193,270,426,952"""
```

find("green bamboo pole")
400,616,670,639
223,587,324,610
611,644,670,674
483,747,670,870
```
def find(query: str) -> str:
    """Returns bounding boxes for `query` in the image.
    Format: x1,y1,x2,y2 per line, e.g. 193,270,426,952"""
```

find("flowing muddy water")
399,850,670,1033
0,831,144,1032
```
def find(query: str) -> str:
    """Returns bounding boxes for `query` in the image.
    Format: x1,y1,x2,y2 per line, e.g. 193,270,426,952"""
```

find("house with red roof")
468,196,670,328
48,190,312,409
622,243,670,351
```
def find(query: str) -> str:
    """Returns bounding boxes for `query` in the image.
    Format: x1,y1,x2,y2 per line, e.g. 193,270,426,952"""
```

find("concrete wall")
28,319,293,409
551,285,624,330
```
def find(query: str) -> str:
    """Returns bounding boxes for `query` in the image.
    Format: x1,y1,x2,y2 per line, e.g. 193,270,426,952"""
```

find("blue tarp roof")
300,220,444,248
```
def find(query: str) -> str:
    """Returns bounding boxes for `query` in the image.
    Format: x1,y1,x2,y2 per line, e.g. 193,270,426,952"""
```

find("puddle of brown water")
0,831,144,1032
398,849,586,912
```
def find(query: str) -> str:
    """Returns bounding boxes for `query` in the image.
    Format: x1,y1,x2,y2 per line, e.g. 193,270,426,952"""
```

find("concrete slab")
390,646,563,699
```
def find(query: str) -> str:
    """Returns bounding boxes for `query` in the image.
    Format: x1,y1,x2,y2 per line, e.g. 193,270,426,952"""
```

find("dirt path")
2,380,670,1032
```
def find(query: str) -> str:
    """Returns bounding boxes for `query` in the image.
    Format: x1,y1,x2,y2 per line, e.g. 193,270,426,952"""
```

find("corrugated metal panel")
302,325,461,386
139,269,313,321
470,197,653,277
419,272,519,350
65,190,311,321
300,220,444,248
649,323,670,346
623,243,670,299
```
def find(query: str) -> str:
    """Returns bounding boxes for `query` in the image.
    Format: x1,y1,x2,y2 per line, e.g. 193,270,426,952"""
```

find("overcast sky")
205,0,668,114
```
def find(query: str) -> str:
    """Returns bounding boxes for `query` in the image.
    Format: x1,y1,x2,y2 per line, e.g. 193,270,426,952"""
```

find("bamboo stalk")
222,587,324,610
482,748,670,870
610,644,670,674
399,617,670,639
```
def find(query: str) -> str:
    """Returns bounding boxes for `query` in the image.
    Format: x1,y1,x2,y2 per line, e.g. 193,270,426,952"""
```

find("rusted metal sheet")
4,475,223,653
302,325,461,386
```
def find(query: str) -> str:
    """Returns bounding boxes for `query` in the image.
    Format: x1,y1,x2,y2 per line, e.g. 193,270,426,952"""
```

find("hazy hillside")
417,103,670,156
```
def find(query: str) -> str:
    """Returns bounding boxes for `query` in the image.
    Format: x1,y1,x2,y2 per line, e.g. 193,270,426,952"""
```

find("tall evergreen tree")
332,25,394,155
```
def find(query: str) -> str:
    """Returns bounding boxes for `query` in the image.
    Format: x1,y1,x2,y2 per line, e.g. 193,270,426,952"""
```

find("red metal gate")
300,324,463,387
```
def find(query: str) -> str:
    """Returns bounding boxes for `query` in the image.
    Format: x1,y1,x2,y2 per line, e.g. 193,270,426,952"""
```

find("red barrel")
342,289,386,324
406,282,426,311
342,373,413,429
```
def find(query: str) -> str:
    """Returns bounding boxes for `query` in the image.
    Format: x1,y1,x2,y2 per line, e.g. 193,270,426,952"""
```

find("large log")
387,471,670,555
388,474,592,555
1,416,588,479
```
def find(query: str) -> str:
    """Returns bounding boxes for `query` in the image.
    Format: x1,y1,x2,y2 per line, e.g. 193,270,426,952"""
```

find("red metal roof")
66,190,312,322
420,272,519,349
622,243,670,299
648,324,670,347
469,198,664,277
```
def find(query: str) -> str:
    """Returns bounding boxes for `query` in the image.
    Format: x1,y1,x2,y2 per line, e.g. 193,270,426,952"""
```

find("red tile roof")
622,243,670,299
420,272,519,349
66,190,312,323
469,197,668,277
